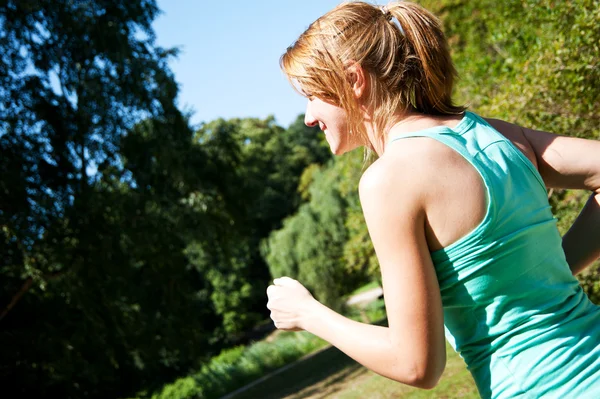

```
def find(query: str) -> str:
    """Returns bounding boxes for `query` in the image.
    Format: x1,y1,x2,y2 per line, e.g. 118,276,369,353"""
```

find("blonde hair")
280,1,465,146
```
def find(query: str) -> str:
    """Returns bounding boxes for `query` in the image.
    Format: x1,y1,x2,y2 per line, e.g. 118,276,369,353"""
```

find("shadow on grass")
226,345,361,399
225,319,388,399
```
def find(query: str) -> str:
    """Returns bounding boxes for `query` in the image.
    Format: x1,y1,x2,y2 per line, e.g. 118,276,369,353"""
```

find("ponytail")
281,1,464,147
387,2,463,114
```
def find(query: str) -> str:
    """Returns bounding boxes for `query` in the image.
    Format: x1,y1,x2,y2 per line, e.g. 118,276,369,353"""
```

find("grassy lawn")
224,294,478,399
282,341,479,399
228,335,478,399
281,341,478,399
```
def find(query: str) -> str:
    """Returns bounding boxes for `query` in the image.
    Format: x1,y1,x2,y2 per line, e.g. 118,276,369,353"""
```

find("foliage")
188,115,331,337
419,0,600,303
0,0,220,397
263,152,372,309
141,332,327,399
152,0,598,397
418,0,599,135
0,1,330,397
2,0,598,398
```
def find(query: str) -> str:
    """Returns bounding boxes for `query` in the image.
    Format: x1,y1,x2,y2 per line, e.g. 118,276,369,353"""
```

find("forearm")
302,300,443,388
562,191,600,275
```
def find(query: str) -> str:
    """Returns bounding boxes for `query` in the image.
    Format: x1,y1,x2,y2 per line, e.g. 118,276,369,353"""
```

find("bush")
139,332,326,399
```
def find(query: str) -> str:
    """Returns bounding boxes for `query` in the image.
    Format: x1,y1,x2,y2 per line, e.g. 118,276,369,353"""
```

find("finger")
270,312,283,328
266,285,279,298
274,276,298,287
267,299,283,311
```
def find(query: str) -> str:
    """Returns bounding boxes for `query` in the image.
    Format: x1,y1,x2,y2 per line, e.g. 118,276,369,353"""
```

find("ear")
346,62,367,100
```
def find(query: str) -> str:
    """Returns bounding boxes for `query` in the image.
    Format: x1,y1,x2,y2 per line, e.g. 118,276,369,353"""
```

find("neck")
364,109,416,156
374,111,466,156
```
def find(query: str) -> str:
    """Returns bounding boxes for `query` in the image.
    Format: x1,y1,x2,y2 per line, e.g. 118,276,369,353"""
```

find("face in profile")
304,97,362,155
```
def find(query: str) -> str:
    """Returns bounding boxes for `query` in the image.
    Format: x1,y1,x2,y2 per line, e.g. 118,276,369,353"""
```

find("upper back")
384,112,598,398
384,112,541,252
386,110,578,342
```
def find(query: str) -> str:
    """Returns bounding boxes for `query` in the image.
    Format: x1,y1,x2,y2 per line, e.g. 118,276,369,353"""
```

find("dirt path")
345,287,383,306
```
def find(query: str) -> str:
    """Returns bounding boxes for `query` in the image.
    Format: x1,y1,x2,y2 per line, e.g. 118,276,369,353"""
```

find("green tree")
420,0,600,302
0,1,225,397
264,151,373,309
188,116,332,337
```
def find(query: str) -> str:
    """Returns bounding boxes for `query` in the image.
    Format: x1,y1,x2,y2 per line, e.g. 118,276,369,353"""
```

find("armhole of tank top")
390,133,497,256
468,113,548,195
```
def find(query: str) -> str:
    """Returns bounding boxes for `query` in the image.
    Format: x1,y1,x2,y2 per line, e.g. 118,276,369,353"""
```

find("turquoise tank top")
388,111,600,398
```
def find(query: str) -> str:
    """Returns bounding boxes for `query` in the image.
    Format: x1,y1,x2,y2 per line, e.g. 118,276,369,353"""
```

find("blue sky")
153,0,351,129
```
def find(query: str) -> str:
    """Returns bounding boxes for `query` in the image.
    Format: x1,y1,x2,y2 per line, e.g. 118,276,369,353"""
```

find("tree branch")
0,277,33,322
0,271,68,322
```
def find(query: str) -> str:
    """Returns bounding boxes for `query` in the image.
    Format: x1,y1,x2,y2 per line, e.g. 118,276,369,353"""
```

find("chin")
326,135,359,155
330,144,347,156
330,142,360,156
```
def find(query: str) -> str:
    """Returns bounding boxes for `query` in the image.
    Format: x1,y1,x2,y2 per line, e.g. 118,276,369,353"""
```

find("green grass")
323,343,479,399
227,301,478,399
228,341,478,399
144,297,478,399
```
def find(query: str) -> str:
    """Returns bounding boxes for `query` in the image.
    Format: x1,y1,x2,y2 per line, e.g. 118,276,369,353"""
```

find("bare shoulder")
485,117,538,168
485,117,600,192
365,136,488,250
359,136,479,230
359,138,448,206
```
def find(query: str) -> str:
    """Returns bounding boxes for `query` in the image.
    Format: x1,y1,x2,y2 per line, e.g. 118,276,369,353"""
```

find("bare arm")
303,157,446,388
266,152,446,389
561,194,600,274
522,127,600,274
488,117,600,274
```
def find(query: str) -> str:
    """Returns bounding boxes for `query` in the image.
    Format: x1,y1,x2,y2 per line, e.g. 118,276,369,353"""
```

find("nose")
304,101,318,127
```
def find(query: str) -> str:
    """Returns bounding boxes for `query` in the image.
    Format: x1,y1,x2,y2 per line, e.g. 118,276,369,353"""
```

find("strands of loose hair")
280,1,465,149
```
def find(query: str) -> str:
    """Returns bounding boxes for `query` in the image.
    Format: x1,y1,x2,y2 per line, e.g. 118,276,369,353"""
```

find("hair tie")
380,5,392,20
380,5,405,36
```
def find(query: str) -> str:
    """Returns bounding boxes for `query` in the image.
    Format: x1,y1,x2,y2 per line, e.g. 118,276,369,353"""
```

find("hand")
266,277,316,331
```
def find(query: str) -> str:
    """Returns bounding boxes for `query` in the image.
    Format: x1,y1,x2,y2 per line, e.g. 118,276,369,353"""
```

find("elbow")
393,357,446,390
408,366,443,390
387,331,447,389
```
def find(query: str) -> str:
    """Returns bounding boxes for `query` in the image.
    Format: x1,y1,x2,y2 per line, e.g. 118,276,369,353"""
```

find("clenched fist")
266,277,316,331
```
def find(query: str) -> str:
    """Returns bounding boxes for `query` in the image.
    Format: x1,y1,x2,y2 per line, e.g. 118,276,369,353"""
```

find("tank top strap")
386,116,499,255
386,112,494,184
388,127,475,162
386,113,487,183
387,111,476,152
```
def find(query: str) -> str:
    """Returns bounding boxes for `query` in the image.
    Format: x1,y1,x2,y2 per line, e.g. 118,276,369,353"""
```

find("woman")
266,1,600,397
